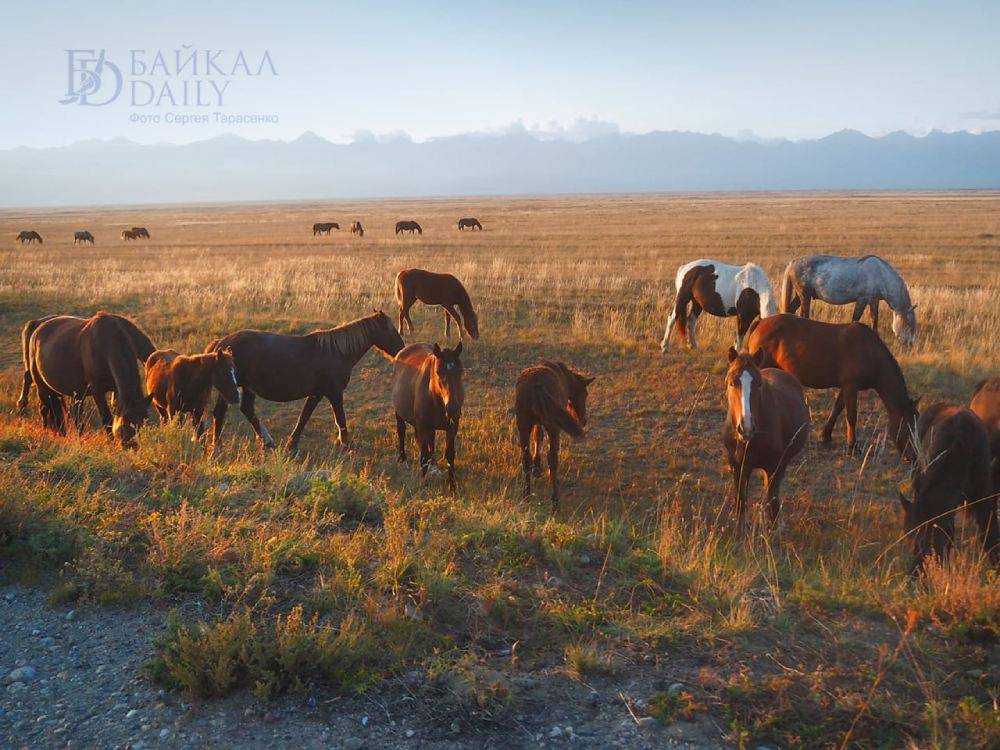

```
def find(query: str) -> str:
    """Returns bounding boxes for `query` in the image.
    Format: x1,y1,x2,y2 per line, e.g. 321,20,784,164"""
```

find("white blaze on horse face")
738,370,754,438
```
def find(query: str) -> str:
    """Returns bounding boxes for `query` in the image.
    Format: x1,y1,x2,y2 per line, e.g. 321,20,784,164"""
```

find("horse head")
897,486,953,576
431,341,464,426
566,369,596,428
112,393,154,448
212,348,241,404
372,309,406,357
891,304,918,347
726,347,765,442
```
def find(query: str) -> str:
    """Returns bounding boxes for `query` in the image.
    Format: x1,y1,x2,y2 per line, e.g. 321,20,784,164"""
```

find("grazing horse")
350,221,364,237
514,361,594,512
661,259,777,352
131,227,150,239
781,255,917,345
121,229,140,241
146,349,241,440
457,218,482,231
73,231,95,245
899,403,998,574
29,313,153,446
313,222,339,235
723,348,809,531
395,268,480,340
19,313,155,421
392,342,465,490
969,377,1000,494
206,310,404,453
746,314,919,458
395,220,422,235
16,231,42,244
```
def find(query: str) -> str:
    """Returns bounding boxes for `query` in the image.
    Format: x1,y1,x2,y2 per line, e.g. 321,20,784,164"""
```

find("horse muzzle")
736,424,756,442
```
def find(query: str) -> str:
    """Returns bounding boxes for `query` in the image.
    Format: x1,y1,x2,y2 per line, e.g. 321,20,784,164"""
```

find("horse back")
917,404,992,500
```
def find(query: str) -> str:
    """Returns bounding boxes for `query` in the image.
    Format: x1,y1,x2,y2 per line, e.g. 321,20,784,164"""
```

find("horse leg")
16,370,32,415
518,422,533,498
444,308,451,338
445,426,457,492
660,308,677,353
546,429,561,514
239,390,276,449
399,295,416,335
417,426,435,476
396,414,408,463
443,305,463,340
822,391,845,444
91,391,114,439
191,406,207,444
869,300,880,336
764,467,786,530
801,294,812,319
531,424,544,477
69,398,88,436
155,404,168,424
687,304,703,350
843,385,859,455
211,396,229,454
851,300,866,322
326,390,350,447
286,395,321,454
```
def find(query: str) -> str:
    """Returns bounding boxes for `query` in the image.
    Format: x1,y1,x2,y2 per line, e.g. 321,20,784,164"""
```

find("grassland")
1,193,999,748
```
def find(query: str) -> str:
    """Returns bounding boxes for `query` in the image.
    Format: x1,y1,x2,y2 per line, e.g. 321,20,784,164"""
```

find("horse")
28,313,153,446
395,269,480,341
205,310,404,454
780,255,917,346
514,360,594,512
395,220,422,235
746,314,919,458
131,227,150,239
350,221,364,237
661,259,777,353
392,342,465,490
146,348,241,441
313,222,339,235
723,348,809,531
121,229,140,241
898,403,999,574
73,231,95,245
19,313,156,422
969,377,1000,495
16,231,42,244
457,218,482,231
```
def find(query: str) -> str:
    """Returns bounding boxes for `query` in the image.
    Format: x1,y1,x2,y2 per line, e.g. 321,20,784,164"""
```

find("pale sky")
3,0,999,148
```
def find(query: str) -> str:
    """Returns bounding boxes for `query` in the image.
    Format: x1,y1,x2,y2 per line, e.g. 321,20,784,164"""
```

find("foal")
723,348,809,531
146,349,241,440
514,361,594,512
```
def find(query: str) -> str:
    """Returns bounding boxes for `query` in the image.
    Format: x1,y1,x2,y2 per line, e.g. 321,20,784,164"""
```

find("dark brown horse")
19,313,156,422
73,231,95,245
514,360,594,512
970,377,1000,495
395,269,480,341
29,313,153,446
723,348,809,531
395,220,422,235
746,314,919,458
16,231,42,244
206,310,404,453
392,342,465,490
313,222,339,235
672,264,762,351
350,221,364,237
131,227,150,239
146,349,241,440
898,403,998,574
121,229,140,241
457,218,482,231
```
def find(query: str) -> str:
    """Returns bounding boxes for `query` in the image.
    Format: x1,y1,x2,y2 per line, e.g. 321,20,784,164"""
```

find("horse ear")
432,343,442,356
752,349,765,366
454,341,463,356
727,347,738,363
583,376,596,386
145,393,155,405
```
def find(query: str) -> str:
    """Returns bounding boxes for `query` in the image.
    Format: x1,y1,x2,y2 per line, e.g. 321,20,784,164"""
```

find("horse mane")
865,324,911,401
86,314,147,414
856,254,886,264
312,314,382,358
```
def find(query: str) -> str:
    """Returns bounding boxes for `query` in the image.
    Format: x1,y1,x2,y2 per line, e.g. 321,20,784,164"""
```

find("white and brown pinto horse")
780,254,917,346
661,259,777,352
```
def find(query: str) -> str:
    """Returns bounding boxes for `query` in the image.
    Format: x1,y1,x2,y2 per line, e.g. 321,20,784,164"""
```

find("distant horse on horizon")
350,221,364,237
457,218,482,231
17,231,42,245
395,220,422,235
131,227,150,239
661,259,777,353
313,222,339,235
395,269,480,340
781,254,917,345
73,231,95,245
121,229,140,241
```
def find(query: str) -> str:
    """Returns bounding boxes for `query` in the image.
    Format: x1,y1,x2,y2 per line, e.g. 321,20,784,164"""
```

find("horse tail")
674,265,708,344
744,316,763,343
527,385,584,439
394,272,406,305
780,265,798,314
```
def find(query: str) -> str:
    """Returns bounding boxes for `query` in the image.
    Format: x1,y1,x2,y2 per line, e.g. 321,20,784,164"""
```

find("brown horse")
146,349,241,440
350,221,364,237
395,268,480,341
672,264,762,351
746,314,919,458
73,231,95,245
723,348,809,531
392,342,465,490
970,377,1000,494
898,402,998,574
206,310,404,453
19,313,156,422
457,218,482,231
121,229,140,241
29,313,153,446
514,361,594,512
131,227,150,239
313,222,339,235
395,220,422,235
16,231,42,244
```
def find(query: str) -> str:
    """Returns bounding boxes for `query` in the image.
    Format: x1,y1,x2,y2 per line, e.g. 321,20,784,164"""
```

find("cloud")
962,109,1000,121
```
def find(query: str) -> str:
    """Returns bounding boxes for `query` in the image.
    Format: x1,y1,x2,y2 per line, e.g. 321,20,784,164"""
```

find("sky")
2,0,999,148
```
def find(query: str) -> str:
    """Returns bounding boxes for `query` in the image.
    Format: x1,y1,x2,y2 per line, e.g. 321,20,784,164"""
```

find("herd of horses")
11,244,999,575
15,228,150,245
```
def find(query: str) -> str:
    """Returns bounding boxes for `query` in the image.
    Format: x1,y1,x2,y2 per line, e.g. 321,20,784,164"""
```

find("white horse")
660,259,777,352
780,254,917,346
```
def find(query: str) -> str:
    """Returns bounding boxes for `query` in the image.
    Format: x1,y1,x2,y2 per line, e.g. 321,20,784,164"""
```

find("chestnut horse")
898,403,998,574
746,314,919,458
723,348,809,531
146,349,241,440
392,342,465,490
29,313,153,446
350,221,364,237
395,220,422,235
206,310,404,453
970,377,1000,494
669,264,763,352
121,229,140,241
514,360,594,512
457,218,482,231
395,269,480,341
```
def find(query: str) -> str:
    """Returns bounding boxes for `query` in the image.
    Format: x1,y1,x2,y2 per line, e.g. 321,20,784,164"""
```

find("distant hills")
2,129,1000,207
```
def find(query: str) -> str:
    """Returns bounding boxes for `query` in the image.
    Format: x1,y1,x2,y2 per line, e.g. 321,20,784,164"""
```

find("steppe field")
1,193,999,749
